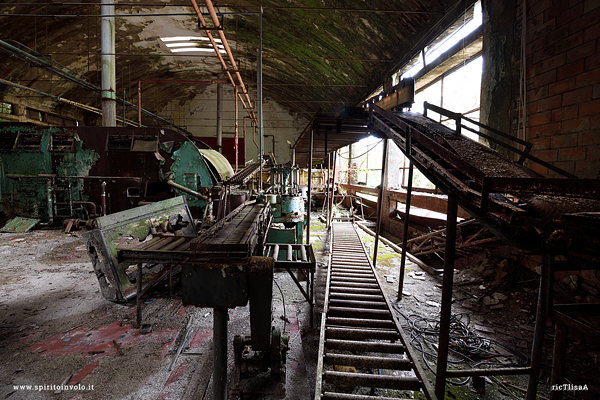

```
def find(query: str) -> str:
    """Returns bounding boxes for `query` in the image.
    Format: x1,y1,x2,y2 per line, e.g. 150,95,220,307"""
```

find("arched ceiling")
0,0,469,126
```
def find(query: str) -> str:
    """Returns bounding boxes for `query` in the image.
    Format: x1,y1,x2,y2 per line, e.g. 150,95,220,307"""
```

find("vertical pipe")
46,180,53,225
526,241,552,400
213,307,228,400
398,162,413,300
101,181,107,216
307,128,313,245
324,127,328,221
328,151,338,226
136,263,142,328
216,78,223,153
291,148,296,189
373,139,389,268
243,117,247,167
123,89,126,127
137,80,142,126
324,152,330,227
101,0,116,127
235,86,239,171
258,7,263,192
435,192,459,399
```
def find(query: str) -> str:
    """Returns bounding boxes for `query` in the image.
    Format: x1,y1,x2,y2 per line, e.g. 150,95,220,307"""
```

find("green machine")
266,163,305,253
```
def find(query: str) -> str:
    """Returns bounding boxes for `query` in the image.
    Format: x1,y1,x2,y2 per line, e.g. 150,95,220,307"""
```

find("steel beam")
435,192,458,399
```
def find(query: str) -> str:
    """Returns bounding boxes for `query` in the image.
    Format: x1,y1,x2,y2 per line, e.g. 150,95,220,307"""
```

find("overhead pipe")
0,40,191,133
0,78,139,126
202,0,257,122
189,0,257,126
0,39,97,92
101,0,117,126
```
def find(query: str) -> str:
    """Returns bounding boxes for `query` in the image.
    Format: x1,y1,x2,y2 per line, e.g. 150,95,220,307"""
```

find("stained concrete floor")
0,220,329,400
2,213,596,400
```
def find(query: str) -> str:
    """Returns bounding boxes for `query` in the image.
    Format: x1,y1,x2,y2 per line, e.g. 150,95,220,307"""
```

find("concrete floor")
2,215,596,399
0,222,329,400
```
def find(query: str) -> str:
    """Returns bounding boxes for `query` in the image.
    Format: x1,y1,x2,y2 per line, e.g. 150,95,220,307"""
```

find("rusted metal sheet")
0,216,39,232
82,196,196,302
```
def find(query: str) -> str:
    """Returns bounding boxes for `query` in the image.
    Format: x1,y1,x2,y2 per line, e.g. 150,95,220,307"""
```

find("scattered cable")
393,304,529,388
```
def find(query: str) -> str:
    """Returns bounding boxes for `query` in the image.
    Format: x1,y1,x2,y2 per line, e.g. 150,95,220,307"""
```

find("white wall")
164,83,309,165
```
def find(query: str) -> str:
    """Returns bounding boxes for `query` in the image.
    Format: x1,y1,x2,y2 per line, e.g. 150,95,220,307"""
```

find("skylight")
424,1,482,65
160,36,226,54
401,0,482,80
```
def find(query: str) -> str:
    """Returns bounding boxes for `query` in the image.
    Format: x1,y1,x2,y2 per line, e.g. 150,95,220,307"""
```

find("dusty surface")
2,216,598,400
0,228,318,400
358,221,599,399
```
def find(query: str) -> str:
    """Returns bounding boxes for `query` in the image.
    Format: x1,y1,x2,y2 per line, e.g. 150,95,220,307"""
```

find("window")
397,1,482,82
343,137,384,187
415,56,483,140
0,102,13,114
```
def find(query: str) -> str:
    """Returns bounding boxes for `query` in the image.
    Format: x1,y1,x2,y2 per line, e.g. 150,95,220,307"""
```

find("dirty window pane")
413,80,442,115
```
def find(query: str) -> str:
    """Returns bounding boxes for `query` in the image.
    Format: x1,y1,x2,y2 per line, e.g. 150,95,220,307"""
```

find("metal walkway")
315,222,436,400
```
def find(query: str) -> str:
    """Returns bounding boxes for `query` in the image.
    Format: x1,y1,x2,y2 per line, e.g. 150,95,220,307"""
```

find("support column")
526,241,552,400
257,7,263,191
213,307,228,400
328,150,338,226
397,162,413,300
234,86,238,170
216,78,223,153
324,152,330,227
549,323,568,400
435,192,458,399
101,0,116,127
480,0,517,154
373,139,389,268
307,128,313,244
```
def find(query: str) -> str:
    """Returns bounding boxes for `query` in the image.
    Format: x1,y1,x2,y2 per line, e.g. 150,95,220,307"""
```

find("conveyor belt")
369,104,600,252
315,223,436,400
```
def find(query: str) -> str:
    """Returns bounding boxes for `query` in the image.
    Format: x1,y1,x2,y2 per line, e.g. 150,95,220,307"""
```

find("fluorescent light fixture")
165,42,200,48
160,36,221,43
170,48,226,53
160,35,228,55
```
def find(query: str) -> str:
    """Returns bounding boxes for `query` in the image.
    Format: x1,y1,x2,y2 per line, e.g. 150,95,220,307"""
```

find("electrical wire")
393,304,529,388
273,277,287,333
336,139,383,161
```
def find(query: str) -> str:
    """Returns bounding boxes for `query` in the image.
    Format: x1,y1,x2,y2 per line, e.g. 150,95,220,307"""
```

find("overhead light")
160,36,226,54
170,48,227,53
165,42,198,48
161,36,221,43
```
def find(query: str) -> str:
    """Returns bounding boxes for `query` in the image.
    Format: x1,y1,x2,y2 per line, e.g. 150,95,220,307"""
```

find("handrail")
423,102,577,178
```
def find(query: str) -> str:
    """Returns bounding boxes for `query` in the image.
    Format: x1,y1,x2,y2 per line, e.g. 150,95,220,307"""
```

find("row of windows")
0,102,79,127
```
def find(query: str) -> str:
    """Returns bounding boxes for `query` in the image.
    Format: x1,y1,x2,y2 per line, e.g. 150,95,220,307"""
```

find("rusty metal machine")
266,162,306,247
83,194,315,399
0,124,233,226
